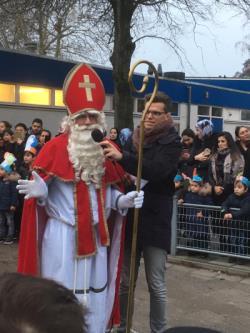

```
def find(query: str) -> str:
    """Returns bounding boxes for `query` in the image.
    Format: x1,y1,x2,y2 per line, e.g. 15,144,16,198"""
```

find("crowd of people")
0,118,52,245
174,120,250,259
0,74,250,332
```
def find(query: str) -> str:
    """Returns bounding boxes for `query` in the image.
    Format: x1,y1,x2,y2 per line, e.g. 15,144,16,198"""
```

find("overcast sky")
132,7,248,78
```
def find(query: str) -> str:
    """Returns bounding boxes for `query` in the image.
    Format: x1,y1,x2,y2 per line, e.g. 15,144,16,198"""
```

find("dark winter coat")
189,134,218,181
0,177,18,210
221,192,250,220
183,191,213,207
120,126,182,253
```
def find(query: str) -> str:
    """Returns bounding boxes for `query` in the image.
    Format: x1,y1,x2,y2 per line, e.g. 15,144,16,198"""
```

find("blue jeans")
119,245,167,333
0,211,15,239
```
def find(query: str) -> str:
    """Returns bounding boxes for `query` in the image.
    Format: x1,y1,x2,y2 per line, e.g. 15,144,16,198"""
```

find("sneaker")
4,237,13,245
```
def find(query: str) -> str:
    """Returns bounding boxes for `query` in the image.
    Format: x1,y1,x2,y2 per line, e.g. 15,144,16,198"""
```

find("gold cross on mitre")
78,75,96,101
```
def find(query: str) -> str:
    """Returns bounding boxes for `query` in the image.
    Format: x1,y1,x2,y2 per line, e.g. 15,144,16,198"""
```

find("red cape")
17,133,128,327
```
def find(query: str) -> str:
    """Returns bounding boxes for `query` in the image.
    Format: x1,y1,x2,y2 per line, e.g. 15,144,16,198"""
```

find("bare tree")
0,0,102,61
218,0,250,17
85,0,216,129
0,0,217,129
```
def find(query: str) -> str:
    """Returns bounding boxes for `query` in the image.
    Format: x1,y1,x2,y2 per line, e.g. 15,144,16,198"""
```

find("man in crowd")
17,64,144,333
28,118,43,137
101,92,182,333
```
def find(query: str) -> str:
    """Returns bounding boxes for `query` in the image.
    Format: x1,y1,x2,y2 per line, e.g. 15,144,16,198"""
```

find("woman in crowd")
109,127,121,147
209,131,244,205
0,121,12,135
235,126,250,179
189,119,217,182
178,128,196,178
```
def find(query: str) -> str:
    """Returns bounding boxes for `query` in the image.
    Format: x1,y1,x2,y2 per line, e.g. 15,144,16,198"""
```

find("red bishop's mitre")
63,63,106,117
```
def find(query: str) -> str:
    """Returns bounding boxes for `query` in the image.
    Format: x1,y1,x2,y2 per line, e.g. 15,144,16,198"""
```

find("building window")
19,86,51,105
212,107,222,117
198,105,209,116
0,83,15,103
241,110,250,121
55,90,65,107
137,99,144,113
171,103,179,116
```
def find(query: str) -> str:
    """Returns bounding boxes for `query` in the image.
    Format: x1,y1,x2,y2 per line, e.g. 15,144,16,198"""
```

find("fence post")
171,195,178,256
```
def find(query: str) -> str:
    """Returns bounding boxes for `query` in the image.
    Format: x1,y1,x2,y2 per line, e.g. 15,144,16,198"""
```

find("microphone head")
91,129,105,143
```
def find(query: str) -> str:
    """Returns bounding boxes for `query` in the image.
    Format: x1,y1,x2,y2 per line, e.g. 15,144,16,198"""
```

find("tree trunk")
110,1,136,130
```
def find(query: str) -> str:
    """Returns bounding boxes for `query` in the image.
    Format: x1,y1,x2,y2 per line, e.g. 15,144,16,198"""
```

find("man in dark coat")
101,92,182,333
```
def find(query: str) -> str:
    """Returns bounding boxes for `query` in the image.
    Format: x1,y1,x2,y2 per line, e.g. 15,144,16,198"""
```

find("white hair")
60,111,107,188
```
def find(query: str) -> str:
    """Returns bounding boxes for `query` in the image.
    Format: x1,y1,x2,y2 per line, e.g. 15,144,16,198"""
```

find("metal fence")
171,198,250,260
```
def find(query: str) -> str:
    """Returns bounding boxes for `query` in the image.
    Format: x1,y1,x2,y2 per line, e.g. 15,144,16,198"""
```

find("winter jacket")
221,192,250,220
120,126,182,252
0,177,18,210
209,150,245,205
189,133,218,181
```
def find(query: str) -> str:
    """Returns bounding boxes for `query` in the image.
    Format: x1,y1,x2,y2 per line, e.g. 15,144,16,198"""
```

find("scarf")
132,118,174,151
215,149,230,185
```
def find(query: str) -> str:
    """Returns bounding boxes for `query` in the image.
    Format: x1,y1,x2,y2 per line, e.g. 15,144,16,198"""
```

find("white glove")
117,191,144,210
17,171,48,200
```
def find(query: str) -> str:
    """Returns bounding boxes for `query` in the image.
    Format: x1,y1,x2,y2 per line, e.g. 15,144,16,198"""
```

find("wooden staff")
126,60,159,333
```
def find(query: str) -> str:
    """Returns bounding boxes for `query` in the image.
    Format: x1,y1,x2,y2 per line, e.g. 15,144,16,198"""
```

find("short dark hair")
32,118,43,126
15,123,28,131
3,128,14,136
181,128,195,139
144,91,173,113
0,273,86,333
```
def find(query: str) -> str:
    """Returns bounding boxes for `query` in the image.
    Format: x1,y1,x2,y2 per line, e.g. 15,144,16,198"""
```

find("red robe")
18,133,128,327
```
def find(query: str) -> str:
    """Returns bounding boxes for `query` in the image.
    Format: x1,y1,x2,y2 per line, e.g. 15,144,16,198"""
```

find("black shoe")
4,237,13,245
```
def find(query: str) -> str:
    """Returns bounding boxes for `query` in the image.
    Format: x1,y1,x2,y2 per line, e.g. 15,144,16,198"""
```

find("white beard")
67,123,105,188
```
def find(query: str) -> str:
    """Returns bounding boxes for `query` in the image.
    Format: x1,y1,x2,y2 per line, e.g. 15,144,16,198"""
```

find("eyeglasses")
146,111,166,117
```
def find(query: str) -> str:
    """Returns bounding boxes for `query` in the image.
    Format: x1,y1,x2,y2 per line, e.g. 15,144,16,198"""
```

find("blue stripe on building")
0,47,250,110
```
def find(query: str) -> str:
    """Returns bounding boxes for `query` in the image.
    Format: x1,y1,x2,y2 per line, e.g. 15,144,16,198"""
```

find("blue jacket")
0,178,18,210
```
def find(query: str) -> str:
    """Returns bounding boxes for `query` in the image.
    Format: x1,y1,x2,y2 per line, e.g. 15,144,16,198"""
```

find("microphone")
91,129,105,143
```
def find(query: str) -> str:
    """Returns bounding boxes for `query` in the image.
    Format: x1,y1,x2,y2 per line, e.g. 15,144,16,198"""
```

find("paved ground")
1,244,250,333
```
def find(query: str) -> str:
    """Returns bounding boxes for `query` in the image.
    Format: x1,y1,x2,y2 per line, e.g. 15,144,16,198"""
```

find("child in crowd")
174,173,189,200
17,135,39,180
221,176,250,257
179,175,213,250
2,128,15,154
0,153,18,245
15,135,39,240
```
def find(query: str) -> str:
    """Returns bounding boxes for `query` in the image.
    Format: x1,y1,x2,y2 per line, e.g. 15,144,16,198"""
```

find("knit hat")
25,135,39,155
0,152,16,174
236,176,250,188
119,128,132,147
195,119,214,138
174,174,183,182
192,175,203,183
